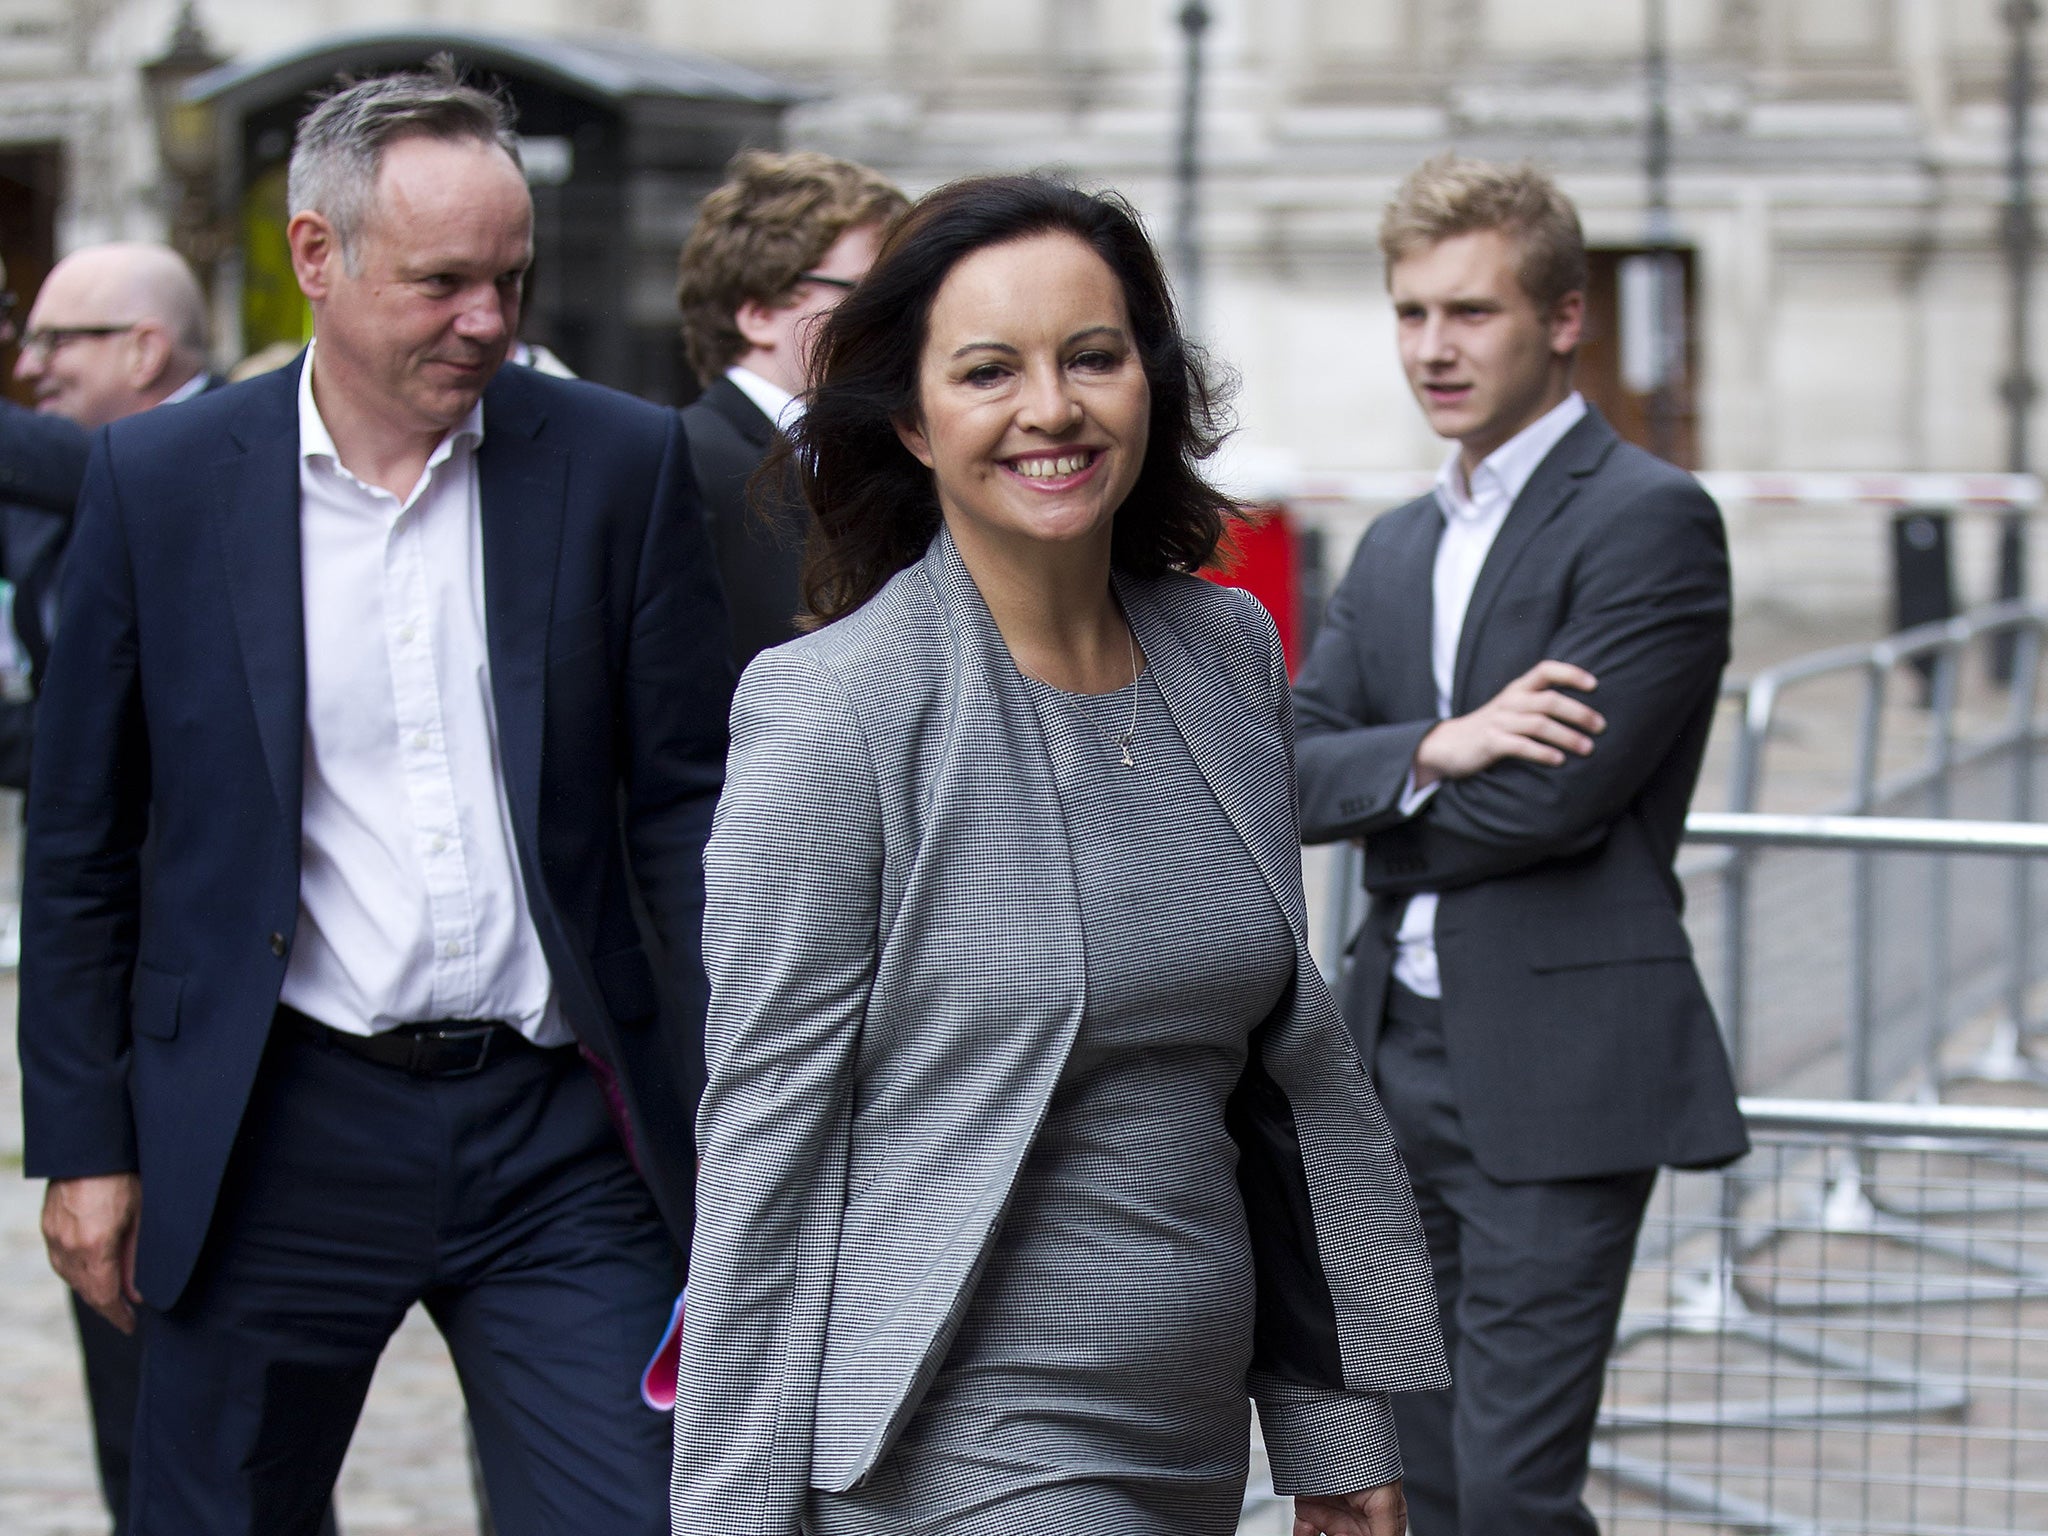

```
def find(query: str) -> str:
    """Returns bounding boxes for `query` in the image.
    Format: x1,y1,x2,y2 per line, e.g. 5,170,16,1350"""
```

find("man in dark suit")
1292,157,1748,1534
3,241,228,1535
675,150,904,667
19,65,731,1535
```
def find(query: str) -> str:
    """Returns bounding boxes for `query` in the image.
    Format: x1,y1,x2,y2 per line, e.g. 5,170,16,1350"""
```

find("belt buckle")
417,1024,497,1077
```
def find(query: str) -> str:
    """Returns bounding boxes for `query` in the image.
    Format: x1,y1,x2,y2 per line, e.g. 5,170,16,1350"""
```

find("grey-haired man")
20,64,731,1535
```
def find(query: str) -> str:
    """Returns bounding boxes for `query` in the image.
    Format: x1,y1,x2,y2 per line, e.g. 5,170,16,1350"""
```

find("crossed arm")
1295,481,1730,892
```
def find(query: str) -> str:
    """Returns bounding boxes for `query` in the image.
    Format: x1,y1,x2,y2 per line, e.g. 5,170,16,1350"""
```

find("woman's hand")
1292,1480,1406,1536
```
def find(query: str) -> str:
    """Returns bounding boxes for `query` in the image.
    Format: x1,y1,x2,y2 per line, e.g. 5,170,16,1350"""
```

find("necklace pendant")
1120,742,1134,768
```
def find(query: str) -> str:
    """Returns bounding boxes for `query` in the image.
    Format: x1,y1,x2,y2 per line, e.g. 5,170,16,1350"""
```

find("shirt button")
443,941,462,958
268,932,287,958
397,626,416,644
431,835,448,853
412,732,430,750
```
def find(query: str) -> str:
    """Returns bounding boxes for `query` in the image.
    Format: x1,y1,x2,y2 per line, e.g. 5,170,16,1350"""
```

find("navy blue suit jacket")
18,356,733,1310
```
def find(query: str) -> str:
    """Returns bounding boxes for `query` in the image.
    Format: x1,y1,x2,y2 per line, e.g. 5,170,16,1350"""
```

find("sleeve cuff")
1396,769,1440,819
1252,1377,1402,1497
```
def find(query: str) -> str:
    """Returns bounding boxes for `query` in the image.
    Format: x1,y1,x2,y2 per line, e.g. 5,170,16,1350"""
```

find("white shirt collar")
725,364,804,436
159,371,209,406
1433,390,1587,524
297,339,484,480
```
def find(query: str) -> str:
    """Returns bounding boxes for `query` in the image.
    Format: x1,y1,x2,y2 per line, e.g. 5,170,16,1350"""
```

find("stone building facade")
3,0,2043,611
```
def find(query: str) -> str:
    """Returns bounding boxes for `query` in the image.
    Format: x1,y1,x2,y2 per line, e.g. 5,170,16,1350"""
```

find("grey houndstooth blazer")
671,528,1449,1535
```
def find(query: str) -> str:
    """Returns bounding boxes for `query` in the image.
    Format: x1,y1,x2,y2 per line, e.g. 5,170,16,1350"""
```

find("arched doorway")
188,29,796,403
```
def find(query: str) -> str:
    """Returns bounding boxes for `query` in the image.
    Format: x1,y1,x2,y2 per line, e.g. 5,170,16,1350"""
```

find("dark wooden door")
1578,245,1699,469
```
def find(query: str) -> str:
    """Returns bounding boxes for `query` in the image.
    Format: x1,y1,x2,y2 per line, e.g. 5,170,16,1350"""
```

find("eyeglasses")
796,272,858,293
17,323,141,358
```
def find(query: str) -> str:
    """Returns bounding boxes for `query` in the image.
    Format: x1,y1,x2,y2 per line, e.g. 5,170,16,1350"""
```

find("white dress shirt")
1392,391,1588,999
280,346,568,1044
725,364,805,435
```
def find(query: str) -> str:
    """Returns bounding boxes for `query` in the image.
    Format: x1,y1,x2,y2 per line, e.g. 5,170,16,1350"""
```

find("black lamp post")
1642,0,1684,464
1173,2,1211,332
1993,0,2040,676
141,2,229,284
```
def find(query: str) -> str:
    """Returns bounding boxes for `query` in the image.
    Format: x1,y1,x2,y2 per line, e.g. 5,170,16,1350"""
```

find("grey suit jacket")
1293,406,1748,1182
672,529,1448,1534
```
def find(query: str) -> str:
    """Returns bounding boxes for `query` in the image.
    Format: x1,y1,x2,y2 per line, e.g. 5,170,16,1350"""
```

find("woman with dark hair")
670,175,1448,1536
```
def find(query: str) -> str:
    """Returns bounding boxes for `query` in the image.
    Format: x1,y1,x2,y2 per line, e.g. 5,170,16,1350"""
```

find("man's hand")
1412,659,1602,788
42,1173,142,1332
1294,1480,1407,1536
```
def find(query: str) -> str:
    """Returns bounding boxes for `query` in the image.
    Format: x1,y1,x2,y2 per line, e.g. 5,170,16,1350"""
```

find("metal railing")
1705,602,2048,1101
1596,1098,2048,1536
1296,609,2048,1536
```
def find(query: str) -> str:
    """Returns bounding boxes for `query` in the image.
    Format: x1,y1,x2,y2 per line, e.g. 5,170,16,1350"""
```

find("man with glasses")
675,150,905,668
13,243,215,428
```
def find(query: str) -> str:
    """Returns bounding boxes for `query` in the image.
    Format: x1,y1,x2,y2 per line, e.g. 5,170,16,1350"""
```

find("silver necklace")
1088,627,1141,769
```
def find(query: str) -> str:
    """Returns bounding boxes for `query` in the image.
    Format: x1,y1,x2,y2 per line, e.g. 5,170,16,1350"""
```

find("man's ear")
125,323,174,393
1549,289,1585,358
735,296,786,353
892,408,934,469
288,211,340,301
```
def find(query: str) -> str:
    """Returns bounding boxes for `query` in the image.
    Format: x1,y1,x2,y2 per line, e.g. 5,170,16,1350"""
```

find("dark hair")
787,174,1239,628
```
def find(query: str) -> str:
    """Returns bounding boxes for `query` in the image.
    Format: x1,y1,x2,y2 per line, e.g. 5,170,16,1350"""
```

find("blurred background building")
3,0,2044,616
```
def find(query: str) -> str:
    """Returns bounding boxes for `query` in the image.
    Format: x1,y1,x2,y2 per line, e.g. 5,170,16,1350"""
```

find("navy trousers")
70,1292,140,1533
1374,983,1655,1536
128,1018,677,1536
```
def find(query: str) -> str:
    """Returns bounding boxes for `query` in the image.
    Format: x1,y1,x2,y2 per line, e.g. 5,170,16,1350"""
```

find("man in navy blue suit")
18,63,732,1534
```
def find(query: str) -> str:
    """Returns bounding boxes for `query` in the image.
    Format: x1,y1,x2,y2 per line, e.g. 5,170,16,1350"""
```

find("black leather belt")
278,1003,539,1078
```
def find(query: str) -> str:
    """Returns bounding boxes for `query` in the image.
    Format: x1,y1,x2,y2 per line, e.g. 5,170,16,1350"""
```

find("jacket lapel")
214,361,306,821
1124,577,1311,951
475,367,568,854
1450,408,1617,707
1382,499,1445,722
704,375,778,451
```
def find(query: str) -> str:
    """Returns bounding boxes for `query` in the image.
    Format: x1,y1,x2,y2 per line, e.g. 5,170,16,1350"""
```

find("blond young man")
1292,157,1747,1535
675,150,906,667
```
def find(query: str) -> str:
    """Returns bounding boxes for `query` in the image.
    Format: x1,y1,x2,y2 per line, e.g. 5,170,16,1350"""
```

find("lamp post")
1642,0,1684,464
1996,0,2039,661
141,2,228,288
1172,2,1211,332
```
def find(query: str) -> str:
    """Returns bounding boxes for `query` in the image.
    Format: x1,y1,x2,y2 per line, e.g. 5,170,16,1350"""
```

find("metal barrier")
1593,819,2048,1533
1703,602,2048,1101
1299,705,2048,1534
1596,1098,2048,1536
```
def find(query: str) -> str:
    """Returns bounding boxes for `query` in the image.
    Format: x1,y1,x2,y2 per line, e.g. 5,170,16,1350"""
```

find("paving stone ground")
0,608,2011,1534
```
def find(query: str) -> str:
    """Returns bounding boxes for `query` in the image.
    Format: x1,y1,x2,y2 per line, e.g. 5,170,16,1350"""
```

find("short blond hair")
675,150,908,385
1379,155,1587,312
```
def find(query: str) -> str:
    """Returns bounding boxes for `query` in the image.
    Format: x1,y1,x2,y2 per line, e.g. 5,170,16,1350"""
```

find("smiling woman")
671,175,1450,1536
789,176,1233,640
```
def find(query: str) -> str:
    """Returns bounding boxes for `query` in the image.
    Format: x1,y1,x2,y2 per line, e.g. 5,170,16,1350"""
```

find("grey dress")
808,666,1296,1535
